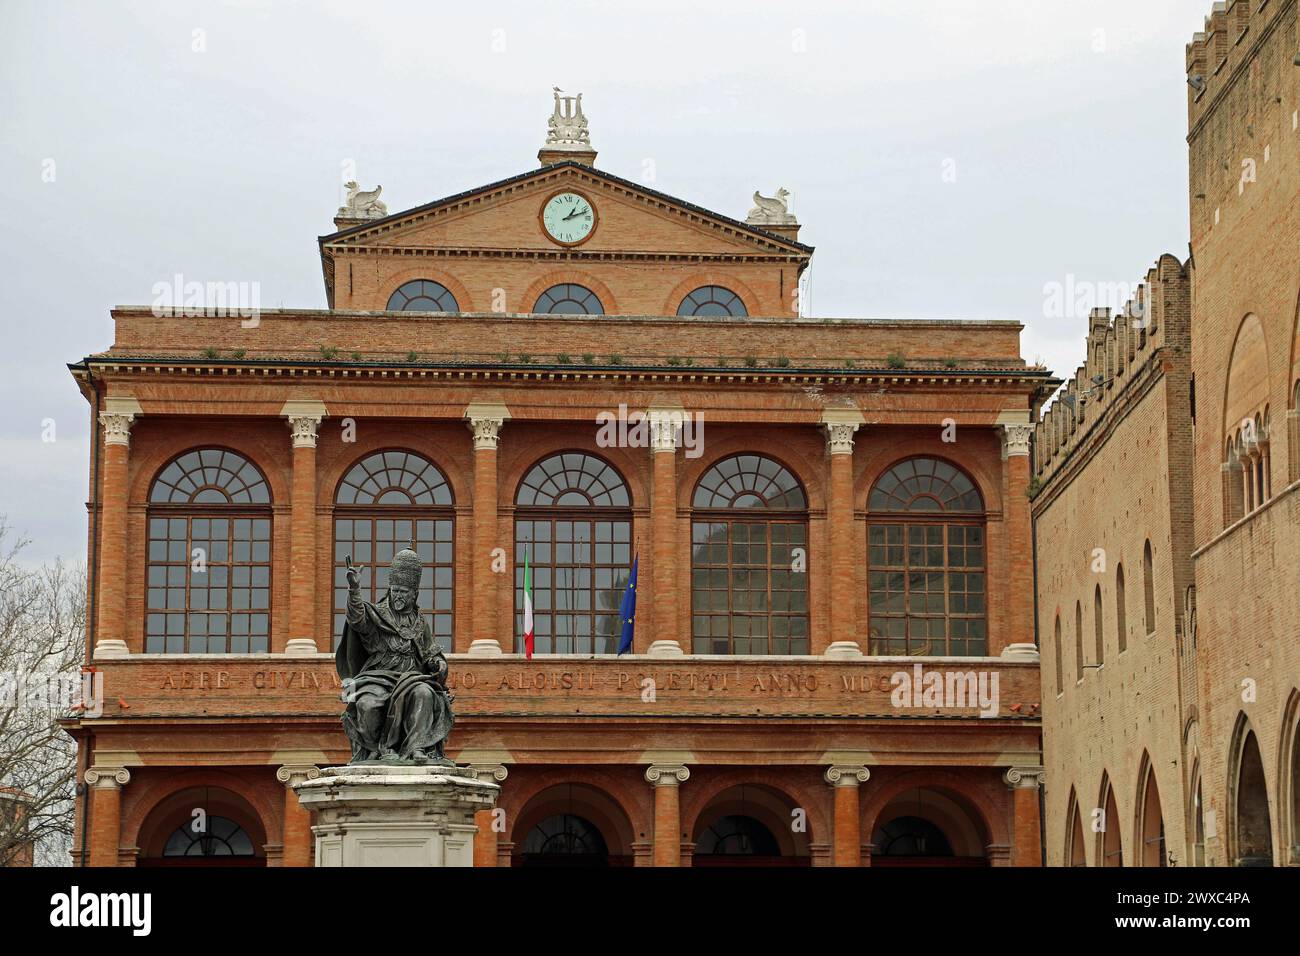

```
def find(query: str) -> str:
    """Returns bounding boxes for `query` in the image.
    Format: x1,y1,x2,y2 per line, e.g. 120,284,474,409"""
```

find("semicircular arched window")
163,816,255,857
695,815,780,856
691,454,809,655
677,285,748,317
146,449,272,654
385,279,459,313
867,458,986,656
514,453,632,654
533,283,604,315
333,450,455,651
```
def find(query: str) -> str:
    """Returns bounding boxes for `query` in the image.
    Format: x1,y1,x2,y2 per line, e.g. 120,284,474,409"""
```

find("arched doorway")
690,784,811,867
1098,774,1122,866
137,786,267,867
511,783,634,867
1136,757,1166,867
1230,720,1273,866
1066,789,1087,866
869,787,989,867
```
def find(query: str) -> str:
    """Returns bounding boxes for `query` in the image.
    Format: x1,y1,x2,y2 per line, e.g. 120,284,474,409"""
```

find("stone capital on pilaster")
465,402,510,450
99,396,143,447
821,408,864,455
645,764,690,786
996,410,1034,460
281,400,327,448
276,764,321,787
1002,766,1046,790
824,765,870,787
467,765,510,783
647,407,686,453
84,766,131,789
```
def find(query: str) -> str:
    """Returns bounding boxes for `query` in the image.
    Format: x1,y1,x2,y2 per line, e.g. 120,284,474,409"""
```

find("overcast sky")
0,0,1208,566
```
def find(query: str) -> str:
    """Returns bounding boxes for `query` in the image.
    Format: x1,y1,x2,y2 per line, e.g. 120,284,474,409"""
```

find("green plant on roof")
886,352,907,369
201,347,220,360
667,356,682,366
230,349,246,359
320,345,340,360
407,350,418,362
608,354,623,365
556,353,572,364
743,356,758,368
773,356,791,367
582,353,595,364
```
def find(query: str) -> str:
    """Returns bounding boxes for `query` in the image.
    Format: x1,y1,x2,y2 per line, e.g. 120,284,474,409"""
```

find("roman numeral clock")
541,190,597,245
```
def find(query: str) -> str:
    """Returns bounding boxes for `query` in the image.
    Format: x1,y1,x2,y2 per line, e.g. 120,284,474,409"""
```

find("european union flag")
617,554,638,655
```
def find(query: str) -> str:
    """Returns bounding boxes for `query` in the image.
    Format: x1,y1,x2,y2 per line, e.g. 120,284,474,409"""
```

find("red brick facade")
66,132,1052,867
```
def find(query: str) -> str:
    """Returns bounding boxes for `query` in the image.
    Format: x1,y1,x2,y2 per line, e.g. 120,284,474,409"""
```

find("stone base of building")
293,764,499,867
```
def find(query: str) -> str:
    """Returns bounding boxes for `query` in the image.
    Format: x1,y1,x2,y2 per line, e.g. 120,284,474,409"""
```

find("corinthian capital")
99,396,143,447
281,400,327,449
647,407,685,453
465,402,510,450
824,422,859,455
1000,423,1033,459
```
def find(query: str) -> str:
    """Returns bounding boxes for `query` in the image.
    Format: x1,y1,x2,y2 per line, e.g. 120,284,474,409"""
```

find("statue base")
293,764,500,867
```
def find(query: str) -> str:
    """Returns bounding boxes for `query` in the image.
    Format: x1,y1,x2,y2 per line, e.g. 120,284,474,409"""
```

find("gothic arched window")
691,454,809,655
146,449,272,654
533,283,604,315
677,286,748,317
333,450,455,651
514,452,632,654
386,280,459,313
867,458,986,656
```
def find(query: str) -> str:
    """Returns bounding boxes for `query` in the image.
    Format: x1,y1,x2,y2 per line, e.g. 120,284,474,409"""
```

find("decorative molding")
280,400,327,449
468,765,510,783
544,89,592,149
644,764,690,786
824,765,870,787
1002,766,1046,790
84,766,131,788
92,639,130,660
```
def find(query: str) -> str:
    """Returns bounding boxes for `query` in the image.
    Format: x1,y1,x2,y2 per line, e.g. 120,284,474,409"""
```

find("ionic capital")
645,764,690,787
275,764,321,787
824,765,870,787
84,766,131,789
1002,766,1046,790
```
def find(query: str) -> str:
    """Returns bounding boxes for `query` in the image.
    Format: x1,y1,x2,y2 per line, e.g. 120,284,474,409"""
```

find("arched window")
1231,722,1273,866
533,283,604,315
1115,564,1127,653
386,279,459,312
1054,615,1063,695
691,454,809,655
867,458,985,656
695,815,780,856
515,453,632,654
163,816,255,857
1066,792,1087,866
521,814,609,864
677,285,748,317
1137,760,1166,867
333,450,455,651
1074,601,1084,681
1142,540,1155,635
1094,585,1104,666
146,449,271,653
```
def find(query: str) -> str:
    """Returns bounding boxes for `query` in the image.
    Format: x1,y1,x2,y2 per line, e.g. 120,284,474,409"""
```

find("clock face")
541,191,596,245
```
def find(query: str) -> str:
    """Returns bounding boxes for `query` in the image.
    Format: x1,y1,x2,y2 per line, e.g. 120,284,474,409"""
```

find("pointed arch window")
1115,563,1127,653
867,458,985,656
146,449,272,653
691,454,809,655
1053,615,1063,695
514,453,632,654
1094,584,1105,666
1143,540,1156,635
332,450,455,651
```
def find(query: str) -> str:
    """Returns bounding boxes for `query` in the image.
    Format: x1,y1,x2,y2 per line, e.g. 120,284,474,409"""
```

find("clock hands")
562,205,589,222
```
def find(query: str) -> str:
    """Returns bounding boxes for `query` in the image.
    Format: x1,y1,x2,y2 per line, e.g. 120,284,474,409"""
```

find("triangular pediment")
320,162,812,259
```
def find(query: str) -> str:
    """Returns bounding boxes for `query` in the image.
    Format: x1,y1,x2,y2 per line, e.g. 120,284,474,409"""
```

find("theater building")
65,95,1055,867
1035,0,1299,867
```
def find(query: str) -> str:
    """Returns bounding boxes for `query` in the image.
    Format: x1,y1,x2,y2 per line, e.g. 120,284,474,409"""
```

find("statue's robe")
336,591,453,762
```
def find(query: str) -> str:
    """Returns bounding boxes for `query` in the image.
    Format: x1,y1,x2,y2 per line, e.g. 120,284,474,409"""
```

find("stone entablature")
74,656,1042,722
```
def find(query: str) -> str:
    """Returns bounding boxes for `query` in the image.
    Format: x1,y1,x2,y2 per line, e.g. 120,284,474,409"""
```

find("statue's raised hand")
345,554,361,591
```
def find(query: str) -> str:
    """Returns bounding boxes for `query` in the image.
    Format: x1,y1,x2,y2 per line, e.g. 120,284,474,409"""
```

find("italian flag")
522,548,534,660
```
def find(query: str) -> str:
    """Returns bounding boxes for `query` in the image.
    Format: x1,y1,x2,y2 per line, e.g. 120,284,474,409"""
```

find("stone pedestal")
293,764,499,867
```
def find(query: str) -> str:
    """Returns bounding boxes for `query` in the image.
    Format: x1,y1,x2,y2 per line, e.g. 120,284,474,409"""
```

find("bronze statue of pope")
336,548,454,764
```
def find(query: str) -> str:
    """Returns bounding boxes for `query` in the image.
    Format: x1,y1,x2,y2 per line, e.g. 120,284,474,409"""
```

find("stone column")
94,397,142,659
645,764,689,867
1003,766,1045,867
466,404,509,654
1000,422,1034,651
282,401,326,654
825,765,869,867
84,765,130,867
823,412,862,656
468,765,509,867
647,409,683,656
275,764,320,867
